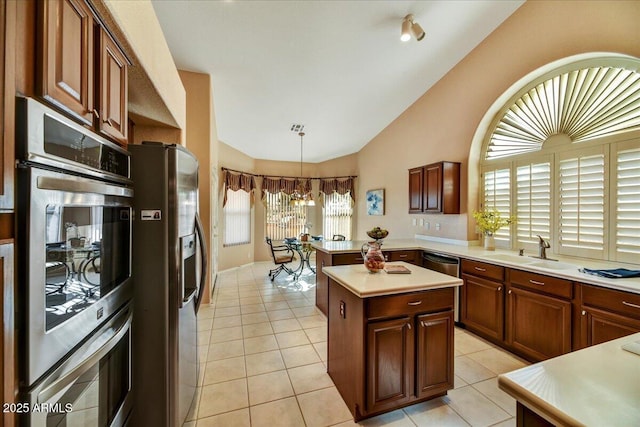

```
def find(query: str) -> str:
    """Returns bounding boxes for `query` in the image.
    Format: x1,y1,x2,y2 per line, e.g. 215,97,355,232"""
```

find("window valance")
261,177,311,199
223,170,256,206
319,177,355,202
221,167,356,204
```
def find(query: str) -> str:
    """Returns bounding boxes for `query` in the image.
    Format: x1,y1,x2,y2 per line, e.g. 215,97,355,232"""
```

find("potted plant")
473,208,515,250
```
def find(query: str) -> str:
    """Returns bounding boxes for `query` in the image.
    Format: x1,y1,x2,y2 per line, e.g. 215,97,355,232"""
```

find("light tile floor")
184,262,528,427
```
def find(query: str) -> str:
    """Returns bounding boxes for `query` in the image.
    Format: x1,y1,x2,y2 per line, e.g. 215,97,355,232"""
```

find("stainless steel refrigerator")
129,142,207,427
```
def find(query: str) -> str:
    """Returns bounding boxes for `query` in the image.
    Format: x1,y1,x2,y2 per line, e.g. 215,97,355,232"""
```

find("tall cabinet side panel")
130,144,171,427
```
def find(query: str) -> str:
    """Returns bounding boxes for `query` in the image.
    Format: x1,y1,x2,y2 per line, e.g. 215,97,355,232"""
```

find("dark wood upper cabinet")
408,161,460,214
408,167,424,213
97,29,127,145
38,0,129,146
424,163,442,212
39,0,95,125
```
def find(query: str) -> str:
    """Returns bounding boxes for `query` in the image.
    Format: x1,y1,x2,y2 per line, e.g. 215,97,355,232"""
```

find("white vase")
484,233,495,251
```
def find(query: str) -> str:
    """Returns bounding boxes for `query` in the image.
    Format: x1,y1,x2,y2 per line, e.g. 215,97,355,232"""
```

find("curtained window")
222,171,255,246
320,177,354,240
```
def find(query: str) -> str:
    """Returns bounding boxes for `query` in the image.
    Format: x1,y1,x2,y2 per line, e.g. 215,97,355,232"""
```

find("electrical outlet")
419,218,424,226
412,218,417,226
436,223,441,231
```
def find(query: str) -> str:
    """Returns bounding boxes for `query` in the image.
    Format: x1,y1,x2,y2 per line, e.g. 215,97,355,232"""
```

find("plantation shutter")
557,147,606,258
482,168,511,243
613,142,640,263
516,160,551,247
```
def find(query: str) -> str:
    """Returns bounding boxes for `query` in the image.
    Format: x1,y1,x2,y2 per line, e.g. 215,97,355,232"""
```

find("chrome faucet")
536,235,550,259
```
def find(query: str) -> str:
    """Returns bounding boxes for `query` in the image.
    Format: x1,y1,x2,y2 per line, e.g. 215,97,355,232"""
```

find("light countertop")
498,332,640,426
311,237,640,295
322,261,463,298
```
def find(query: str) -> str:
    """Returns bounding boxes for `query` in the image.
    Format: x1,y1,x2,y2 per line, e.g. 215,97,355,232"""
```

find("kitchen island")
498,332,640,426
323,262,462,421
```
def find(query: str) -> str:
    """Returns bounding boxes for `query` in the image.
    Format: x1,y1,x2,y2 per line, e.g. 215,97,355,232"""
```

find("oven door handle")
38,175,133,198
195,212,208,313
37,310,132,404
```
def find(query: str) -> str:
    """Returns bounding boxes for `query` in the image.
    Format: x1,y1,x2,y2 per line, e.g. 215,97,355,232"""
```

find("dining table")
284,239,316,277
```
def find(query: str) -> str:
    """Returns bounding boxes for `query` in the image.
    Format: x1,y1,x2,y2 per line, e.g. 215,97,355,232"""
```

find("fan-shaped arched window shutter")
478,56,640,262
486,62,640,160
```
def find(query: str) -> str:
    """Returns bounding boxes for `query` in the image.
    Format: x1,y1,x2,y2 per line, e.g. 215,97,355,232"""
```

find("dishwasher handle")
422,252,459,264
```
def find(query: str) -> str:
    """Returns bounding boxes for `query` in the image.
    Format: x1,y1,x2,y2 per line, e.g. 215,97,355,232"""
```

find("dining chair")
265,237,296,281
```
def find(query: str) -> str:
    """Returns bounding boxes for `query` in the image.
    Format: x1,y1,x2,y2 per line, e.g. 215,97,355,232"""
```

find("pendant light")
290,131,315,206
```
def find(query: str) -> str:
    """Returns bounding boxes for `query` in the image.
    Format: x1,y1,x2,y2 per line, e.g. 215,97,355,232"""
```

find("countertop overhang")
498,332,640,426
323,261,462,298
312,238,640,295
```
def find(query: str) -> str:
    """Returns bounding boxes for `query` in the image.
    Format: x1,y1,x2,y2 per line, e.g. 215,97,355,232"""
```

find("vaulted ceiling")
152,0,524,162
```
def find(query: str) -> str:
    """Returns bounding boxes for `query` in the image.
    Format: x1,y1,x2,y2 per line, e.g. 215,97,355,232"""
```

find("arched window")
479,56,640,263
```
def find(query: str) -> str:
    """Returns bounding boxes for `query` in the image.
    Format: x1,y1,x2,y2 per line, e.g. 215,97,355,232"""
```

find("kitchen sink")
528,260,577,270
485,254,536,264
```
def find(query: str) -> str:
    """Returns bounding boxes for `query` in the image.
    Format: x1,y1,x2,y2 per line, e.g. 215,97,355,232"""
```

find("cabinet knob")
582,310,586,316
529,279,545,286
92,109,100,119
321,261,325,267
497,286,502,291
474,267,486,272
508,290,512,294
406,323,412,330
407,301,423,306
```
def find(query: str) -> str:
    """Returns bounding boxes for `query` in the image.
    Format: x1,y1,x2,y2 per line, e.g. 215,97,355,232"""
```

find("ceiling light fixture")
290,131,315,207
401,14,425,42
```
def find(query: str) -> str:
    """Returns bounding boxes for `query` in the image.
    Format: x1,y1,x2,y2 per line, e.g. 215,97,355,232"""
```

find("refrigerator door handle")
194,212,208,313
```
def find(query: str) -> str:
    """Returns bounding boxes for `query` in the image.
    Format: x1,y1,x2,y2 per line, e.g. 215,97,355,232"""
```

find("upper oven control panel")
16,97,130,183
43,115,128,177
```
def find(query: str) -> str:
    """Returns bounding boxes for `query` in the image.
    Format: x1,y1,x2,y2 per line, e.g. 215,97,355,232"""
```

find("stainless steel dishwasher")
422,252,461,322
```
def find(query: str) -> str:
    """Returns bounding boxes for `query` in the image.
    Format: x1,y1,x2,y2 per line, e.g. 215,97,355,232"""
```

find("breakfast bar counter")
498,332,640,426
323,262,462,421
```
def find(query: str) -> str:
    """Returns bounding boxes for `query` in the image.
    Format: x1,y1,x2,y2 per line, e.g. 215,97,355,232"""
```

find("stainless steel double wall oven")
16,97,133,426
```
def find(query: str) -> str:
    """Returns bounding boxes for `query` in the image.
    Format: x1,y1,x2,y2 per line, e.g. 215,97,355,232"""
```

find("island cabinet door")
366,317,413,413
415,310,454,398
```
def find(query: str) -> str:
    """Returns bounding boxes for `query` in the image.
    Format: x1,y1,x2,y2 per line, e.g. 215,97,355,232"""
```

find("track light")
401,16,412,42
401,14,425,42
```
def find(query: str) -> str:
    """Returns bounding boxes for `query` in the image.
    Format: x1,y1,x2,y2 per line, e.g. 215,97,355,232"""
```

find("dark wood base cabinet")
506,286,571,361
579,284,640,348
328,279,454,421
516,402,554,427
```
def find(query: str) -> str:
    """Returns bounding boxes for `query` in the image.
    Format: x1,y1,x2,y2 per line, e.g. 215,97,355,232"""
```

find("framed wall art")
366,189,384,215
